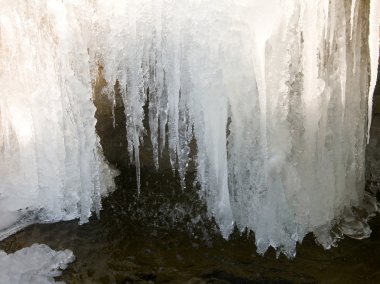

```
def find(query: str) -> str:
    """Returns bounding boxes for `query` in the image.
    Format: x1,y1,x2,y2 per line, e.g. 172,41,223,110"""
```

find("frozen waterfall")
0,0,379,257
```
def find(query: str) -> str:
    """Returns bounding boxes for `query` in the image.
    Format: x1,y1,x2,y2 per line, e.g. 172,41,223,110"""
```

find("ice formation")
0,0,379,256
0,1,116,239
0,244,74,284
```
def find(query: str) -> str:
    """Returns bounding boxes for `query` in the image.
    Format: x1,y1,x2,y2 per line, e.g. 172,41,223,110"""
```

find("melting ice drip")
0,0,379,257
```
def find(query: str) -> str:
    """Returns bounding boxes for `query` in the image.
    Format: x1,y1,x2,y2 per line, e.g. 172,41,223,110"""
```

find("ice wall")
0,1,116,239
0,0,379,256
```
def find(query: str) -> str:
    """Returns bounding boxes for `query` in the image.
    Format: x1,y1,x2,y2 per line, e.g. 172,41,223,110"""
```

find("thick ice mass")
0,244,74,284
0,0,116,238
0,0,379,256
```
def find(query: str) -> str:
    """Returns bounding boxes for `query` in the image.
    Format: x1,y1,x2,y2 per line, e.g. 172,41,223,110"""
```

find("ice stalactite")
0,0,379,257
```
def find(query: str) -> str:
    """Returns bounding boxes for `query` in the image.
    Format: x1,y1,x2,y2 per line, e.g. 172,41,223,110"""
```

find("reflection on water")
1,167,380,283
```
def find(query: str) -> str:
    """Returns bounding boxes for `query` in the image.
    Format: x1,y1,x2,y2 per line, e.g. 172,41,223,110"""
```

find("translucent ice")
0,0,379,256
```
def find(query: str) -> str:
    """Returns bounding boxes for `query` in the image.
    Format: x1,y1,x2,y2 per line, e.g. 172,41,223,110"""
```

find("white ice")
0,0,117,238
0,244,74,284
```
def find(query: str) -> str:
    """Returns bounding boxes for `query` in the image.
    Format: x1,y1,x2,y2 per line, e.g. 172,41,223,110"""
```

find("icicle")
350,0,357,40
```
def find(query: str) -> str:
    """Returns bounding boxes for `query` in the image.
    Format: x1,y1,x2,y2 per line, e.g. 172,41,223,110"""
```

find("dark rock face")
366,75,380,199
